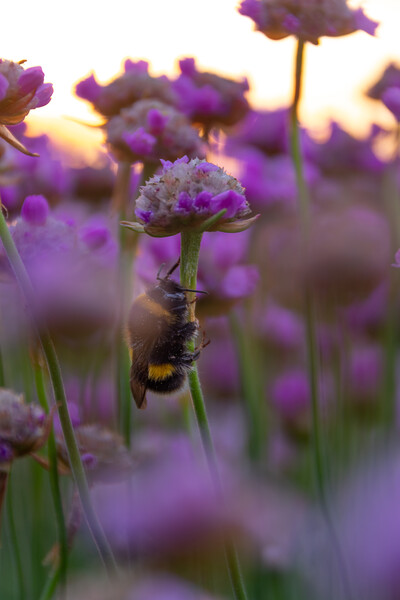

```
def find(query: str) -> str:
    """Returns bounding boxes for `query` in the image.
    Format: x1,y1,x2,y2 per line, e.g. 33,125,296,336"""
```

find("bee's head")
152,278,187,309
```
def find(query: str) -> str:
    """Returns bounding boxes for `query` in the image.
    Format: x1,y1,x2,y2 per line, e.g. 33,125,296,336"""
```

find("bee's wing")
129,348,150,410
130,368,147,410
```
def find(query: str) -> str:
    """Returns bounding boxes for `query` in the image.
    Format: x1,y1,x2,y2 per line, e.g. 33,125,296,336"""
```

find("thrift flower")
172,57,249,129
75,59,175,118
381,86,400,121
0,59,53,155
367,62,400,102
238,0,378,45
0,60,52,125
56,424,132,483
106,99,205,164
0,388,50,469
126,156,256,237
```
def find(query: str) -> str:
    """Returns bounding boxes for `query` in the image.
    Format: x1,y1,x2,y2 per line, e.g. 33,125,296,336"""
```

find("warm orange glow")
8,0,399,151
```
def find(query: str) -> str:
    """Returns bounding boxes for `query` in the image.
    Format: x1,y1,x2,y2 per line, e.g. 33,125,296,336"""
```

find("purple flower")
172,57,249,129
306,121,384,175
21,194,49,225
219,265,259,298
238,0,379,45
17,67,44,96
56,424,132,483
270,368,333,435
106,99,204,165
367,62,400,102
0,389,49,467
122,127,156,156
146,108,169,135
382,86,400,121
131,157,255,236
301,450,400,599
226,108,291,156
75,60,175,118
75,73,102,103
346,345,383,406
260,302,304,351
174,191,193,215
93,440,238,558
0,59,53,125
212,189,247,218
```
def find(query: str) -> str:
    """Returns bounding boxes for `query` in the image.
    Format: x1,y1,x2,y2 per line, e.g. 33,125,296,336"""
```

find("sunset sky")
5,0,400,159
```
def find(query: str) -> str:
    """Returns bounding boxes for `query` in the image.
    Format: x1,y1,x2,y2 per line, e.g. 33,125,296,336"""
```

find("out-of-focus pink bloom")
106,99,204,164
92,439,238,559
382,86,400,121
305,121,384,176
0,198,119,340
367,62,400,102
172,57,249,129
300,449,400,599
270,368,333,435
75,60,175,118
238,0,378,45
346,345,383,408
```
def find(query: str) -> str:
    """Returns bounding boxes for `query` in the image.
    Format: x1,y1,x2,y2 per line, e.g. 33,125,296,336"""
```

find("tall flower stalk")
288,37,353,600
123,155,256,599
0,205,117,576
180,231,249,600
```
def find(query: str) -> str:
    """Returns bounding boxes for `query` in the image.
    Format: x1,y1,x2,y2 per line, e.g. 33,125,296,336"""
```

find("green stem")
34,363,68,590
229,310,264,462
288,38,353,600
0,207,117,576
289,37,325,501
114,161,134,445
289,39,310,230
180,231,249,600
38,565,61,600
6,473,25,600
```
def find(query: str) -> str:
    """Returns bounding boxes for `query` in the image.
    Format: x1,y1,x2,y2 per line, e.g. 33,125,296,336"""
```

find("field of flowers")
0,1,399,599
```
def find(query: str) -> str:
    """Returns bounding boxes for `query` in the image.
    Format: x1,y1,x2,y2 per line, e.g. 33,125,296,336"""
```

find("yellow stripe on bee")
148,363,176,381
135,294,174,321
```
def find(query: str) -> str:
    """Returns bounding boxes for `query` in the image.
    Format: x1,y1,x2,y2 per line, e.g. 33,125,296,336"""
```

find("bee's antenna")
182,288,208,295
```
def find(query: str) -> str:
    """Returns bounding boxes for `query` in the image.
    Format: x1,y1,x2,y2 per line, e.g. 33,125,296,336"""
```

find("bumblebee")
128,260,203,409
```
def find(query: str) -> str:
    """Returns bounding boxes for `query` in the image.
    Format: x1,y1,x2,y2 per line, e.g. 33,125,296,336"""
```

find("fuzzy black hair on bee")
128,259,206,409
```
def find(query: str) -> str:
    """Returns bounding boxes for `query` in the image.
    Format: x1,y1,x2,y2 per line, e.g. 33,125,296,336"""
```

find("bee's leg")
194,328,210,353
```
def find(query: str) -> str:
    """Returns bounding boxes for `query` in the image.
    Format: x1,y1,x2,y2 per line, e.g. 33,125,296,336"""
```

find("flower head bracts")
173,58,249,129
129,156,256,236
106,99,205,164
238,0,378,45
0,388,50,470
0,60,53,156
75,60,175,119
0,60,52,125
56,424,132,483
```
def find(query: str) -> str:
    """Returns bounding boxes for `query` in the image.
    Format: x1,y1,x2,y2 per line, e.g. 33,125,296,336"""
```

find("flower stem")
229,310,265,462
288,38,353,600
6,473,25,600
289,37,325,500
114,161,134,446
289,38,310,230
34,361,68,590
180,231,249,600
0,207,117,576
